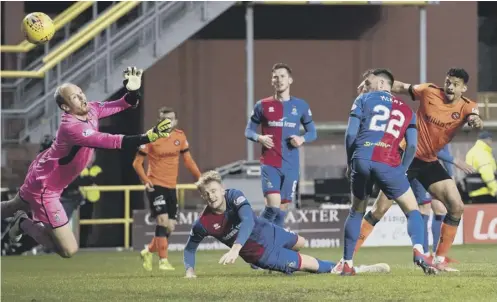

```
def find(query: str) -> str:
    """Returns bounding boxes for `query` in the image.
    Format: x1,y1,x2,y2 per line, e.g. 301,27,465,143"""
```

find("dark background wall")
1,2,482,247
142,2,478,184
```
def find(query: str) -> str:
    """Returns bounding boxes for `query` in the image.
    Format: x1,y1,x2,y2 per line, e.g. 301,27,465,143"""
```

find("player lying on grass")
183,170,390,278
1,67,173,259
339,68,437,276
352,68,482,272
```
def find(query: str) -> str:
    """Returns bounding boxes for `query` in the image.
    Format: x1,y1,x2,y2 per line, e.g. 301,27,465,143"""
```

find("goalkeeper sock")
343,209,365,261
261,206,278,223
422,214,430,253
432,214,444,252
274,209,287,228
316,259,335,273
406,210,424,248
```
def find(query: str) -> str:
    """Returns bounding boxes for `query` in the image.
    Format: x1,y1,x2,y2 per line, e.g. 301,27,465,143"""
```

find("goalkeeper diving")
2,66,172,260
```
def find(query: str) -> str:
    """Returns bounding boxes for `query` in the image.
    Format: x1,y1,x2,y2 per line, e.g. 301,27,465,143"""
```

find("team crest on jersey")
174,140,180,146
291,106,298,116
213,223,221,230
451,112,461,120
287,261,297,268
54,211,61,222
269,107,274,112
234,196,246,205
82,129,95,137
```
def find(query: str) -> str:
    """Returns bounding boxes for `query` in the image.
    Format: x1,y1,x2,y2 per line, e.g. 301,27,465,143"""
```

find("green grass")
2,245,497,302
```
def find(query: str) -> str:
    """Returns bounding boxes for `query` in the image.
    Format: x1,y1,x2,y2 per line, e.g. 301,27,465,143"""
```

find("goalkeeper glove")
123,66,143,91
146,118,173,142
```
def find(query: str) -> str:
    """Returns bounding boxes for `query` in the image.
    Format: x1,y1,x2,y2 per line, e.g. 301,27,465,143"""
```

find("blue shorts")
261,165,299,204
410,178,432,205
351,159,410,200
255,224,301,274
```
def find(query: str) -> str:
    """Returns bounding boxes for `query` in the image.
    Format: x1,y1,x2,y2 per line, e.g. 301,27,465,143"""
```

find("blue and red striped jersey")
185,189,271,266
350,91,416,167
249,96,315,168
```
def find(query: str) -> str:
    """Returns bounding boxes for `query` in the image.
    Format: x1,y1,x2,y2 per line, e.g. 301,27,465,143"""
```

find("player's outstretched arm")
184,222,207,278
95,66,144,119
219,193,255,265
437,145,455,176
401,113,418,172
438,145,475,175
391,80,412,95
234,204,255,247
64,119,172,151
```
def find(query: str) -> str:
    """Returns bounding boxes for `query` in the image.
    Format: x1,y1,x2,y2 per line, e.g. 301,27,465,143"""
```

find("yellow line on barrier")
79,183,196,249
0,2,94,53
79,218,133,225
41,1,141,73
124,189,131,249
43,1,128,63
0,2,140,78
0,70,44,78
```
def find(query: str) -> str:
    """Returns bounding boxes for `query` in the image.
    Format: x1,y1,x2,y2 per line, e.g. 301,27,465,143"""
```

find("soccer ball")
21,12,55,45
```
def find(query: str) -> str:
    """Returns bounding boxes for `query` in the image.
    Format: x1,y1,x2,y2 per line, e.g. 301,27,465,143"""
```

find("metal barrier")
477,92,497,120
0,1,140,78
0,1,94,53
1,1,190,143
79,183,197,249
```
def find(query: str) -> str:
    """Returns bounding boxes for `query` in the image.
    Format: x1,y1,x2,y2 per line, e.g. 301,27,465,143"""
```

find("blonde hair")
195,170,222,190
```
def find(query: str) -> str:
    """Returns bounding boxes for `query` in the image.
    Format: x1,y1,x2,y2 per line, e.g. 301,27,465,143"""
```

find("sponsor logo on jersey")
363,141,392,148
234,196,246,206
82,129,95,137
423,114,454,129
268,120,297,128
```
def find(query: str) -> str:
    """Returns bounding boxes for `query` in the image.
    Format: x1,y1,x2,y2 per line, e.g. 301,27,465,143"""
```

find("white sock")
435,255,445,263
413,244,424,254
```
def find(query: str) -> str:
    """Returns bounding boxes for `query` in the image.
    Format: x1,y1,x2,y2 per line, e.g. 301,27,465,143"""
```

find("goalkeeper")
1,66,172,260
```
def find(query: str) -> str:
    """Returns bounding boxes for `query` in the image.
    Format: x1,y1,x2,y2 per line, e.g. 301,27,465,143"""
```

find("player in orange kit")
353,68,483,272
133,107,201,271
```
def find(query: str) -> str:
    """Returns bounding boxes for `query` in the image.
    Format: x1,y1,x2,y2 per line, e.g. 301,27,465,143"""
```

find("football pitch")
2,245,496,302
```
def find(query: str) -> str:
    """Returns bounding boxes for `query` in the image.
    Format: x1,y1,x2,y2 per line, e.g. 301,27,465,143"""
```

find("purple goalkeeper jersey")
24,96,131,192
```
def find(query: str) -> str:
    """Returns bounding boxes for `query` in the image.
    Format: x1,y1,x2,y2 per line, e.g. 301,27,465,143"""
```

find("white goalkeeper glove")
123,66,143,92
146,118,172,142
